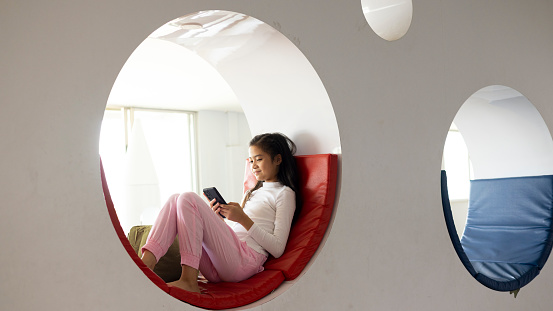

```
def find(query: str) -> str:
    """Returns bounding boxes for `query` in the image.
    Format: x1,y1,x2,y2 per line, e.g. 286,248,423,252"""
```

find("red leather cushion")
102,160,284,309
168,270,285,310
100,161,170,293
244,154,339,280
101,153,338,309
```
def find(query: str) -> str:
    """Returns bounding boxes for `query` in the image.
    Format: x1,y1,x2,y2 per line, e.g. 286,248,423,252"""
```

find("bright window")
99,107,197,233
443,124,472,201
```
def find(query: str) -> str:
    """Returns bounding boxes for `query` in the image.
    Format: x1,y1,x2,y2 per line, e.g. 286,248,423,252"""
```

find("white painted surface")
161,11,341,155
361,0,413,41
451,200,469,238
454,86,553,179
3,1,553,311
197,110,251,202
108,38,242,112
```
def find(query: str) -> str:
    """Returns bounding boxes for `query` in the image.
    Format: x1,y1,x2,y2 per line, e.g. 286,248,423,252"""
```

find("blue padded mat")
461,175,553,283
442,171,553,291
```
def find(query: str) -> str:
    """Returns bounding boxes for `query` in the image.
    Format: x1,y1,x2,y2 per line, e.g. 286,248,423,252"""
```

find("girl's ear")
274,154,282,165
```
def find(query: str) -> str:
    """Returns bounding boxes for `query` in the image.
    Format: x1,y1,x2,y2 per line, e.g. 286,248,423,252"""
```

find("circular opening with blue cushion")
442,85,553,292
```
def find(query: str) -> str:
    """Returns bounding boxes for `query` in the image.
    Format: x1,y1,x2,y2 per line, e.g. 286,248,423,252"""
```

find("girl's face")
248,145,281,182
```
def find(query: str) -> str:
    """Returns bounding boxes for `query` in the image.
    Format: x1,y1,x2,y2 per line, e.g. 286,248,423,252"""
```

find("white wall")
197,110,251,203
4,1,553,311
454,86,553,179
164,10,341,155
451,200,469,238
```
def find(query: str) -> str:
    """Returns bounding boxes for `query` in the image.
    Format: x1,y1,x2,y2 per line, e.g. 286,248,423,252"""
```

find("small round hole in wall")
100,9,341,309
441,85,553,292
361,0,413,41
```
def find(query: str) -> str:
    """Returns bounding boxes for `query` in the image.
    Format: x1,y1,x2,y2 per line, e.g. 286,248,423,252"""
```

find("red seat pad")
244,154,339,280
101,153,338,309
101,161,170,293
168,270,285,310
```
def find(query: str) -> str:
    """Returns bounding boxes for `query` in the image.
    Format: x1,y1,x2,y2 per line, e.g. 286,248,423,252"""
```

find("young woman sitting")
140,132,300,293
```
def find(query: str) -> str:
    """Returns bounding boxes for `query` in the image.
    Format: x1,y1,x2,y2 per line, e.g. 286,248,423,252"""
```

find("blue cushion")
442,171,553,291
461,175,553,282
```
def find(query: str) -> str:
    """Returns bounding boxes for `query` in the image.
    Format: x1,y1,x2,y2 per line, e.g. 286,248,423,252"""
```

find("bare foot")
167,279,201,293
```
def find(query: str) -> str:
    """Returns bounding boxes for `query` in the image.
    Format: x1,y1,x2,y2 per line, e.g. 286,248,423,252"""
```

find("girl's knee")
168,193,181,201
175,192,214,219
176,192,204,211
177,192,201,203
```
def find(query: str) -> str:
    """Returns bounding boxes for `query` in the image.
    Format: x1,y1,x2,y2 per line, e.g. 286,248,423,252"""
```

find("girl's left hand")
217,202,244,221
218,203,254,230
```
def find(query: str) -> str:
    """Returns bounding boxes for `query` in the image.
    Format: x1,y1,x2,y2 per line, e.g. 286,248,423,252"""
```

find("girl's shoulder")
276,184,295,197
259,182,294,195
281,184,295,192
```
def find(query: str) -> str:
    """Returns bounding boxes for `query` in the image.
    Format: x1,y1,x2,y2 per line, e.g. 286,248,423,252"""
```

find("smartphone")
203,187,227,218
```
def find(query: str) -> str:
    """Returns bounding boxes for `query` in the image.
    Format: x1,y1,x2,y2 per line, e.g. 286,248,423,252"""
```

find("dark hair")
246,132,302,223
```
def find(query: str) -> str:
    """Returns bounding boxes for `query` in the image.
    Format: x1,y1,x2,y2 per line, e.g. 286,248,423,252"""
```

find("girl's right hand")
209,198,223,218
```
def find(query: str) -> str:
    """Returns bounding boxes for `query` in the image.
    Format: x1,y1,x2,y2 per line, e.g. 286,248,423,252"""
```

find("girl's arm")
247,189,296,258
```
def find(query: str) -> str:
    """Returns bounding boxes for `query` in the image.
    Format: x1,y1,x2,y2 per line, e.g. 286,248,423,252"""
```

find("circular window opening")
361,0,413,41
441,85,553,293
100,10,341,309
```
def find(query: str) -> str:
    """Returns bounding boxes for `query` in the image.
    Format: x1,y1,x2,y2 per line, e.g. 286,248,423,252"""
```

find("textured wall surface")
2,1,553,310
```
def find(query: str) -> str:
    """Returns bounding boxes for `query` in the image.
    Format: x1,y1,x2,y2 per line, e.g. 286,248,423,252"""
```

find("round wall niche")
361,0,413,41
101,9,341,309
441,85,553,292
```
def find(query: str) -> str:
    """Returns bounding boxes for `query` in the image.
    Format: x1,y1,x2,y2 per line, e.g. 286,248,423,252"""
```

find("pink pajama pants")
142,192,267,283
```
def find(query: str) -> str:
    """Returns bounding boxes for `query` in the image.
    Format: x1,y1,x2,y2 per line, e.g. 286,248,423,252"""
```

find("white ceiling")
107,15,243,112
471,85,524,103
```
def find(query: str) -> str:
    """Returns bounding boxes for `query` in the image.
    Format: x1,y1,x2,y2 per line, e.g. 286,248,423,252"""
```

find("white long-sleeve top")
229,181,296,258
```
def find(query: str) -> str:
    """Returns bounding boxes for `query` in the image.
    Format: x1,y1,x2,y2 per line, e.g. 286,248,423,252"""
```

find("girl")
140,133,300,293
